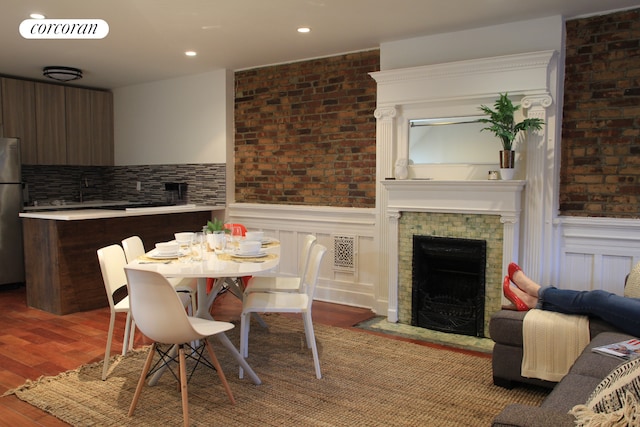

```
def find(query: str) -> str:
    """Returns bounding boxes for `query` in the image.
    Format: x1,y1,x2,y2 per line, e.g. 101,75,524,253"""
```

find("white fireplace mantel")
371,50,559,320
381,179,525,321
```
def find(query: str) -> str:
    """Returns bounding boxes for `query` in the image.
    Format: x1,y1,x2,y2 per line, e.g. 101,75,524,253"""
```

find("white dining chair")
122,235,198,314
97,244,136,381
124,267,235,427
244,234,317,295
240,244,327,379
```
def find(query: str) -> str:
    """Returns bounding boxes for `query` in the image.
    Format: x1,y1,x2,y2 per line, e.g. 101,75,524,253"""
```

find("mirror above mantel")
409,115,501,165
406,115,506,180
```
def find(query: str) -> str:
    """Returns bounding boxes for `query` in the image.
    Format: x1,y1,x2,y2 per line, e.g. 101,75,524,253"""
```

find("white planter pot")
499,168,515,180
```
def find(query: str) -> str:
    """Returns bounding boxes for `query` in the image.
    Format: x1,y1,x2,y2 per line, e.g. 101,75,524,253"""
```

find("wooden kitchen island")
20,205,223,315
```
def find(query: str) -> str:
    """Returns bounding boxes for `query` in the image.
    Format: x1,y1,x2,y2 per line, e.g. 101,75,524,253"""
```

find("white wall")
380,16,564,70
113,69,233,165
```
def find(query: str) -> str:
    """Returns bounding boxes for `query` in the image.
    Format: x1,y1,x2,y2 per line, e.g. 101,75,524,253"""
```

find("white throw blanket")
521,309,590,382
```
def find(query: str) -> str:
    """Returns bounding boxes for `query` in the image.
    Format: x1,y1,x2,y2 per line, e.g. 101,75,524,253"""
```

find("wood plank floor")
0,284,377,426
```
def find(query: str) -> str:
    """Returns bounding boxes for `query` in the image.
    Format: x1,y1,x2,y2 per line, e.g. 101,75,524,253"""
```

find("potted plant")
206,218,229,251
206,218,228,233
478,93,544,178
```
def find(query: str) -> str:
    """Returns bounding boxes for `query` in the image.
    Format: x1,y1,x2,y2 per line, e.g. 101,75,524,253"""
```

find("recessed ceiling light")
185,51,197,57
30,13,46,19
297,27,311,33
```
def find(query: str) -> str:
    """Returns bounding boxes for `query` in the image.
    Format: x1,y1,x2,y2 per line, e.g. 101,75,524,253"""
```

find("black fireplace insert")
411,235,486,337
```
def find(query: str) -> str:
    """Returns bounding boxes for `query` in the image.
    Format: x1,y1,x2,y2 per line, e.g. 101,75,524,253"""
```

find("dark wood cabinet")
90,89,114,165
65,86,93,165
0,77,113,166
1,78,37,164
35,82,67,164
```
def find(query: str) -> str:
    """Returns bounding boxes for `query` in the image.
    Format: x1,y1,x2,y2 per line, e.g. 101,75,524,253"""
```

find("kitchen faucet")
79,175,90,202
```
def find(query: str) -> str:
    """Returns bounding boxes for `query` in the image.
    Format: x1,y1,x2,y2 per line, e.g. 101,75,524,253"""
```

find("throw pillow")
625,261,640,299
570,357,640,426
570,392,640,427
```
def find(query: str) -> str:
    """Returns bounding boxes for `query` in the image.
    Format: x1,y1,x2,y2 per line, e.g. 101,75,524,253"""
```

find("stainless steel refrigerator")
0,138,25,286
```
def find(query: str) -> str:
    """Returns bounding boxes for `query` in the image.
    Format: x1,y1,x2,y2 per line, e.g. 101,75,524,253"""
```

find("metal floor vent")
332,234,356,272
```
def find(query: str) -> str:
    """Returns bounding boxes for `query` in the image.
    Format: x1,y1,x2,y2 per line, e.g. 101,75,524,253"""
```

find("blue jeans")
537,286,640,337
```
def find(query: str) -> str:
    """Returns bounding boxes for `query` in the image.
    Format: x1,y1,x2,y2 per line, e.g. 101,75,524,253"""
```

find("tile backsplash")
22,164,226,206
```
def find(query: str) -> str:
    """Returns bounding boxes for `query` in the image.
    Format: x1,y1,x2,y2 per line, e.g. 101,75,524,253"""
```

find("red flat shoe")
503,276,529,311
508,262,522,284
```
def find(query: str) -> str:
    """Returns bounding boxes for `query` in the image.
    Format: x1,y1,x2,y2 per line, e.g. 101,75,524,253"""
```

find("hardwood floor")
0,284,376,426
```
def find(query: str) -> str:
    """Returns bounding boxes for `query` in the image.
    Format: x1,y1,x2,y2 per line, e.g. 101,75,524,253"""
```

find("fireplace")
411,235,486,337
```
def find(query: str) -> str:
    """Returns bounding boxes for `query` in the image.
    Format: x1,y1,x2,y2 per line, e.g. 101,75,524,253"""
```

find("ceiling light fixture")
30,13,46,19
297,27,311,33
43,66,83,82
185,51,197,57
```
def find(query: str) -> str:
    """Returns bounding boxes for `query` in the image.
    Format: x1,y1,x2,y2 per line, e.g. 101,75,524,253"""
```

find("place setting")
219,237,278,263
137,241,187,263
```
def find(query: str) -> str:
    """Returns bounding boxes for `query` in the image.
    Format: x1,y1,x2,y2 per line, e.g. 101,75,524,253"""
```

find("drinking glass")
212,230,226,252
231,225,243,250
192,232,206,261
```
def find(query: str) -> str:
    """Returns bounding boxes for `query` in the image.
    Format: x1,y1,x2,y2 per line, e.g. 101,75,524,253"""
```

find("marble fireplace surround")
371,50,558,321
382,180,525,324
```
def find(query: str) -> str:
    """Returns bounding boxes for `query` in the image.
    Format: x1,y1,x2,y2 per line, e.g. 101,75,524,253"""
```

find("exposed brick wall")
560,8,640,217
234,50,379,207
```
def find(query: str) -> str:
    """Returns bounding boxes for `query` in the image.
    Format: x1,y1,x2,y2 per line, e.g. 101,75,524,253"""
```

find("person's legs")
506,281,537,309
538,286,640,337
509,266,541,297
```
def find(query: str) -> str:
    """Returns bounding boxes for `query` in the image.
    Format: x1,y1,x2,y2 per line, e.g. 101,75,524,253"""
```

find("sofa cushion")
541,373,604,413
490,311,621,348
490,310,527,346
568,332,633,379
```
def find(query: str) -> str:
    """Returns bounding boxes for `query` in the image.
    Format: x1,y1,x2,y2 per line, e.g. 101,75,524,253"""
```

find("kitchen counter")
21,205,225,315
20,204,221,220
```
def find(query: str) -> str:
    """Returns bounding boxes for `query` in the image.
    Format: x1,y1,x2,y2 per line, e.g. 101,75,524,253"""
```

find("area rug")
6,315,548,426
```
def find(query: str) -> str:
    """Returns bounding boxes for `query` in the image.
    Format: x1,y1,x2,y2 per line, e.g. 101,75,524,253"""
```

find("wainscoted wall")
22,164,226,206
397,212,504,337
555,217,640,294
227,202,377,308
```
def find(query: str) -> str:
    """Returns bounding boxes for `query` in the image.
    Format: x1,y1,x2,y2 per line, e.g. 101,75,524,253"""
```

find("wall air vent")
332,234,356,272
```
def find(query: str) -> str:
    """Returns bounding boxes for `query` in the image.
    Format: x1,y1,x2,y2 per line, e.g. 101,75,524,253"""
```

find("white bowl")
244,231,264,242
239,240,261,255
155,242,179,255
174,232,194,245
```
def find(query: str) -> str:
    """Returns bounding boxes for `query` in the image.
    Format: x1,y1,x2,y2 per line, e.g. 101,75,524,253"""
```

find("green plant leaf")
477,92,544,151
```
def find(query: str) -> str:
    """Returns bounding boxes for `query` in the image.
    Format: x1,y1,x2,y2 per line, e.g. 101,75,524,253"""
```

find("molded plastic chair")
124,268,235,427
122,235,197,313
97,244,136,380
244,234,317,295
240,244,327,379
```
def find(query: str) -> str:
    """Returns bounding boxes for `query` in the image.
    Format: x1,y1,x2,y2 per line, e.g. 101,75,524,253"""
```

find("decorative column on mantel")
521,94,554,285
374,106,397,315
380,179,525,322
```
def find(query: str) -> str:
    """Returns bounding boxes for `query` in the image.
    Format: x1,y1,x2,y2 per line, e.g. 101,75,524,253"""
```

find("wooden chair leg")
205,339,236,405
178,346,189,427
128,343,156,416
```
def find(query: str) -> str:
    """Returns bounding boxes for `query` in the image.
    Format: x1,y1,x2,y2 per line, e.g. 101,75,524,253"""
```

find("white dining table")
126,241,280,385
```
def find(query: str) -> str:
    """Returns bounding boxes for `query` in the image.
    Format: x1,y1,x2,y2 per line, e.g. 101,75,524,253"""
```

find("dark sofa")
489,309,623,389
491,331,635,426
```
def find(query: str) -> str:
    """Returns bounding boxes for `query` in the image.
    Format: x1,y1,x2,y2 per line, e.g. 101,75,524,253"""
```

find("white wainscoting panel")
558,217,640,295
227,203,378,310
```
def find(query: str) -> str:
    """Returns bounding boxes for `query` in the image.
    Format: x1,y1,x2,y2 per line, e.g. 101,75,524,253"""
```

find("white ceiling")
1,0,638,89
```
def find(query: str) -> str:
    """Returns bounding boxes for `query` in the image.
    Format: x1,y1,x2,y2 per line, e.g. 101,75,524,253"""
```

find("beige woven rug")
6,315,547,426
